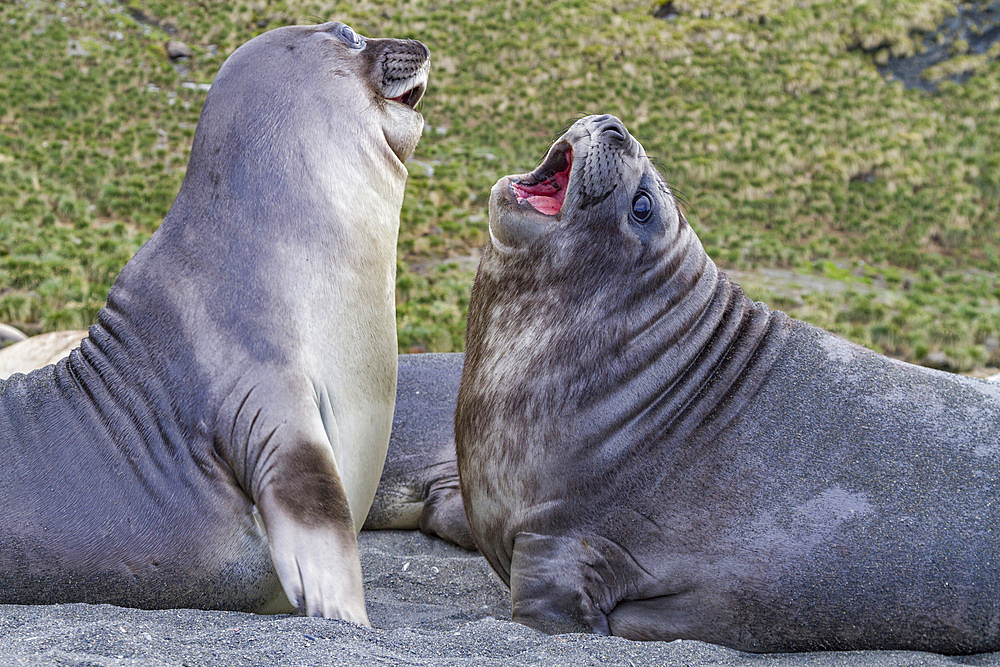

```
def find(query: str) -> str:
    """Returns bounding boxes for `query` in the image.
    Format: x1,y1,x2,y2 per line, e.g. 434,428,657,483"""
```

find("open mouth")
389,82,426,109
510,145,573,216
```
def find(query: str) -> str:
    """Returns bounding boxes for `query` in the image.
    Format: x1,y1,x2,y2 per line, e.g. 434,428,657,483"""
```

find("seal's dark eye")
337,24,365,49
632,192,652,223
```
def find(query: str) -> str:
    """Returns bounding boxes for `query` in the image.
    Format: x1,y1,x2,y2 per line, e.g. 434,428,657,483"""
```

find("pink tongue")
525,195,562,215
511,147,572,215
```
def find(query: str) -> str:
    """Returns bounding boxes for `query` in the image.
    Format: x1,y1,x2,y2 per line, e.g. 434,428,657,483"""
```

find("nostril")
600,119,627,143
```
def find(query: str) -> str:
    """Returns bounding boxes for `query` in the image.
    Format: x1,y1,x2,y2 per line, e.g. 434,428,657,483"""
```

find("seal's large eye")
337,24,365,49
632,192,653,223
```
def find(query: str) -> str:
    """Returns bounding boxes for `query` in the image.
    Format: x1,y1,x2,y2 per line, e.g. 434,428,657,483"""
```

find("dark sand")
0,531,993,665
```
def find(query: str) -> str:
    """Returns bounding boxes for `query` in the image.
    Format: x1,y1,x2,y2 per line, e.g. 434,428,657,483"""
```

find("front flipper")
255,440,368,624
606,595,698,642
509,532,613,635
221,378,371,624
419,475,475,550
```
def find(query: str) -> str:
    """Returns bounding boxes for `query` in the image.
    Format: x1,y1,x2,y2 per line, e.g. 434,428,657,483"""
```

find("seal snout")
369,37,430,163
510,144,574,216
378,40,431,110
583,114,638,158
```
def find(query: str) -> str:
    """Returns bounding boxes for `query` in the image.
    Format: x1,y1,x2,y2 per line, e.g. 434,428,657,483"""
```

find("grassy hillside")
2,0,1000,371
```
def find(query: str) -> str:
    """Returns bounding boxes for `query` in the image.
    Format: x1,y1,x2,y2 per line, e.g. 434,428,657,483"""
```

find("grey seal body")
0,22,430,623
456,114,1000,653
0,337,476,550
363,353,474,549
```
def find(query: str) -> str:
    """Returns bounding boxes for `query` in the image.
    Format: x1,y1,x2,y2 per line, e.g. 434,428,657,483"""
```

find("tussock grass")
2,0,1000,370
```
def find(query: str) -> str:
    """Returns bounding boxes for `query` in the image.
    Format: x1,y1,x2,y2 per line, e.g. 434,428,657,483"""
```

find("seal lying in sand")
455,114,1000,654
0,22,429,623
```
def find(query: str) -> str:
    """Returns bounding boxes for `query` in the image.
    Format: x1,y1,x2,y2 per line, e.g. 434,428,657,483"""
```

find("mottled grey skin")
0,23,429,624
456,114,1000,654
363,353,475,550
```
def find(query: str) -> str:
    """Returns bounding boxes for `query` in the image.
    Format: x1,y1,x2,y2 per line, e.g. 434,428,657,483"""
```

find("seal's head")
469,114,700,399
487,114,684,270
174,21,430,230
210,21,427,163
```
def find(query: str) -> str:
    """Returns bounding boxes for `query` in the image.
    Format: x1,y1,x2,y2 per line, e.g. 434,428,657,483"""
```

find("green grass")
2,0,1000,371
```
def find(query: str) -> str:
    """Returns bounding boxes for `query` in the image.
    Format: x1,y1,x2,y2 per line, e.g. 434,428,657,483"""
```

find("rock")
876,0,1000,91
165,40,191,61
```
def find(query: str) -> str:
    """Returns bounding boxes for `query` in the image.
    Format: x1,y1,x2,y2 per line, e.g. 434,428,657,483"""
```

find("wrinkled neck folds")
470,219,790,468
590,249,789,462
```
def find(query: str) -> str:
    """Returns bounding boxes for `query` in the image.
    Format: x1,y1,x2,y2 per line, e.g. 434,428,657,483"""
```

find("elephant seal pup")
363,352,474,549
456,114,1000,653
0,22,429,624
0,330,86,378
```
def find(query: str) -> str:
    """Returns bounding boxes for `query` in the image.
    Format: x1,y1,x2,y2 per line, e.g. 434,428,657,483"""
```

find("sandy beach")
0,530,993,666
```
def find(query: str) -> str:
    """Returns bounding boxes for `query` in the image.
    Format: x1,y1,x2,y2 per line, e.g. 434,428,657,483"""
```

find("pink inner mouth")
389,83,425,109
511,147,573,216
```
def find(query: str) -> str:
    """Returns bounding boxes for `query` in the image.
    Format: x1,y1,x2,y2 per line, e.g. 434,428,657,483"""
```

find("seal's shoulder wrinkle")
684,292,791,438
587,275,788,472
